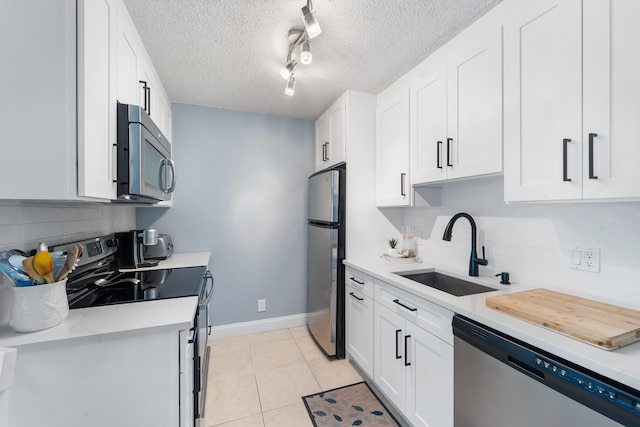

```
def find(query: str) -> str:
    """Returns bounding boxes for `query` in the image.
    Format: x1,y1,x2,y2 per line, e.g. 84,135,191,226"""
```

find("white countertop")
345,257,640,391
0,252,211,350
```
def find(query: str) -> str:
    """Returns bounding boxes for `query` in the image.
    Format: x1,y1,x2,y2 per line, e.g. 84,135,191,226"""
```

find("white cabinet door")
315,112,329,171
374,303,406,411
314,96,346,171
504,0,583,202
376,87,411,206
116,2,140,107
405,322,453,427
346,285,374,378
583,0,640,199
410,59,448,184
327,97,346,168
77,0,117,200
446,19,503,181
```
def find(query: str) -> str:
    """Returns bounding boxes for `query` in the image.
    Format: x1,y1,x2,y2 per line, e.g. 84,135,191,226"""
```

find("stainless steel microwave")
116,102,175,203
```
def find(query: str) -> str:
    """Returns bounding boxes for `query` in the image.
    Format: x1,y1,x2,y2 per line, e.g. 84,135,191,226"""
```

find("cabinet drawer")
345,268,374,299
375,280,454,345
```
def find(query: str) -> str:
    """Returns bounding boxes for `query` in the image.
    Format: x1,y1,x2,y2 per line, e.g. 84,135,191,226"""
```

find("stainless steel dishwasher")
452,315,640,427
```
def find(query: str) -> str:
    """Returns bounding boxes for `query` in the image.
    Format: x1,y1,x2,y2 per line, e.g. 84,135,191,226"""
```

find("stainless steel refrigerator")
306,164,345,359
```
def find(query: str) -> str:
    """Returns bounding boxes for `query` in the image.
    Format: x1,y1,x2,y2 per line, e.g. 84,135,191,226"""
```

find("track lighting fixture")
301,40,312,65
301,0,321,39
285,75,296,96
280,56,297,80
279,1,322,96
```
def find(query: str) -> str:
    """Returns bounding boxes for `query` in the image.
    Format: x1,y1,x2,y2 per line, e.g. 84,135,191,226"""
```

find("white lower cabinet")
345,268,375,378
346,284,374,378
358,274,454,427
8,327,192,427
405,321,453,427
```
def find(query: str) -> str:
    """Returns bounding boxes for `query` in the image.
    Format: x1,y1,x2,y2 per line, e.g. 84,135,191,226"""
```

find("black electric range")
52,234,210,310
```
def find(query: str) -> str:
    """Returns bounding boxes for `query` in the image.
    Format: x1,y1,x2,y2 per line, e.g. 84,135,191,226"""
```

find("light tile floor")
203,326,364,427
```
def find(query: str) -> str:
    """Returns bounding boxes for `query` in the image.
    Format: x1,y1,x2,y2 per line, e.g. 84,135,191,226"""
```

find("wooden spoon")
33,251,54,283
21,256,46,284
55,244,83,282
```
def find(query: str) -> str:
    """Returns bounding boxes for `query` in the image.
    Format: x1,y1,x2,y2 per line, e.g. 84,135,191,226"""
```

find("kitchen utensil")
21,256,46,284
486,288,640,350
33,251,54,283
8,255,27,273
55,244,83,282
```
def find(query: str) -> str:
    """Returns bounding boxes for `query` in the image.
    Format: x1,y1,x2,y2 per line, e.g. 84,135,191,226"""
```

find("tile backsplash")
0,201,136,252
404,176,640,302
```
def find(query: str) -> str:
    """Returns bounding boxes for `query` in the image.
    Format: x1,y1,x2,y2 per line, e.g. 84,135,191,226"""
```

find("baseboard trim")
210,313,307,339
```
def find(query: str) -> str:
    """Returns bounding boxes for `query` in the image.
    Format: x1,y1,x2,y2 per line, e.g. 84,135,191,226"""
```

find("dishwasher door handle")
508,355,545,380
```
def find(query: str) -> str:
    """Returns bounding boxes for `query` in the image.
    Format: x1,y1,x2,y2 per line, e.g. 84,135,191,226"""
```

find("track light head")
285,75,296,96
280,58,297,80
301,4,321,39
301,40,312,65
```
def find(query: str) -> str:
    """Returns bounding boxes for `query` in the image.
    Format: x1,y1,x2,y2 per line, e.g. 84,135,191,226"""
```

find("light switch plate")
569,247,600,273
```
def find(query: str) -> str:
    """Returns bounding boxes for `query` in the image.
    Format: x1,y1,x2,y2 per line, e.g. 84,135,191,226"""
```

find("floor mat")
302,381,400,426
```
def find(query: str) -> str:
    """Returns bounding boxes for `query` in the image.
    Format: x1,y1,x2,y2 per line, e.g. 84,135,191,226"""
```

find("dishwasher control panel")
534,355,640,417
453,315,640,427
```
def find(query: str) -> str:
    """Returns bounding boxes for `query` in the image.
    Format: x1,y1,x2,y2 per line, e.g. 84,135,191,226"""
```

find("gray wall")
137,103,314,326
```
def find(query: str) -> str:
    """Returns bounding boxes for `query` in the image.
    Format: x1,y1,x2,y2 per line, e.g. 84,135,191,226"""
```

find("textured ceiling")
122,0,502,120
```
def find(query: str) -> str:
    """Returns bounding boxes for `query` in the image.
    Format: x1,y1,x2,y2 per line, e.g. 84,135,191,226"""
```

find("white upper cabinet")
376,85,411,207
314,95,346,171
116,0,172,141
446,19,503,181
503,0,582,202
77,0,118,200
0,0,116,201
410,14,503,186
504,0,640,202
410,57,448,184
582,0,640,199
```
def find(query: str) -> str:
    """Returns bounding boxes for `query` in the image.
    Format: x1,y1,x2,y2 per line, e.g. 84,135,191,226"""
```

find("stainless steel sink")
395,271,497,297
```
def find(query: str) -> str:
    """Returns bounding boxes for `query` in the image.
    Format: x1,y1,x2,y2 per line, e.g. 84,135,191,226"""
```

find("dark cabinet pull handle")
323,142,329,161
395,329,402,359
349,277,365,285
589,133,598,179
400,173,406,196
437,141,443,169
139,80,149,114
349,292,364,301
393,299,417,312
446,138,453,167
404,335,411,366
563,138,572,182
147,86,151,116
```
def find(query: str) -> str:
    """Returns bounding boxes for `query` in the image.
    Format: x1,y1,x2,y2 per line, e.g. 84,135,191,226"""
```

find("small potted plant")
387,237,399,255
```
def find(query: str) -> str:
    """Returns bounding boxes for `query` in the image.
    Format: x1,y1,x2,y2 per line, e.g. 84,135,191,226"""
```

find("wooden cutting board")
486,288,640,350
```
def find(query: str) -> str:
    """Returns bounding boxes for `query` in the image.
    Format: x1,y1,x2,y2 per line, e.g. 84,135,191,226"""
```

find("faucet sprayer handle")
475,246,489,266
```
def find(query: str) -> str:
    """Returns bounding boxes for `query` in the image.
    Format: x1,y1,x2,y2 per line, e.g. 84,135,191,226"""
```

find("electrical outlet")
258,299,266,312
569,247,600,273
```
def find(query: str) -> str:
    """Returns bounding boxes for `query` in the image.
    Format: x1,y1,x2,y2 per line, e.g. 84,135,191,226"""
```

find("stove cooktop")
68,265,207,309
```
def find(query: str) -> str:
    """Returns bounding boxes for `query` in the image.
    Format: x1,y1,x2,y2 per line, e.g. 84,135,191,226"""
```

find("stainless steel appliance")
116,102,176,203
144,234,174,260
306,163,345,358
51,234,213,427
453,315,640,427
